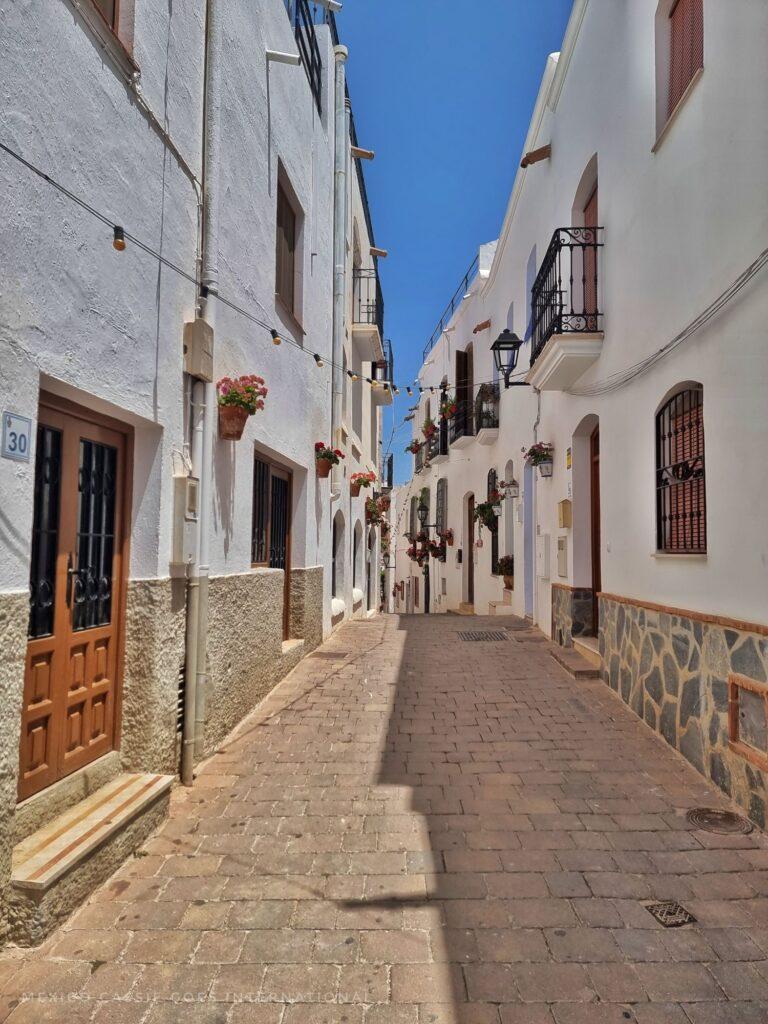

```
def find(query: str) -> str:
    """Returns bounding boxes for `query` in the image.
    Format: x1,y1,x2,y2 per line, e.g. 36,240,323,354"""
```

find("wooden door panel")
19,406,126,801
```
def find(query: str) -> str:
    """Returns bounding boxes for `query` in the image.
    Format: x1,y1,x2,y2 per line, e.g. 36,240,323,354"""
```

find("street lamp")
417,502,430,529
490,329,528,389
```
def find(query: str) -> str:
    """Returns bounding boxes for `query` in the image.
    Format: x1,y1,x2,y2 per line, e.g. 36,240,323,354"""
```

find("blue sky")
338,0,574,484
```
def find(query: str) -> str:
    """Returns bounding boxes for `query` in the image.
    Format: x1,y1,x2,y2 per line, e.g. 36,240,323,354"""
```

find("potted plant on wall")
439,393,457,421
350,470,376,498
315,442,345,478
523,442,554,477
497,555,514,590
473,491,503,530
422,416,437,441
439,527,454,547
216,375,268,440
405,439,423,456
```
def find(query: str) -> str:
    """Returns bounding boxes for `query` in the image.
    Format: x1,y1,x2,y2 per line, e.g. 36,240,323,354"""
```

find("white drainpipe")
182,0,221,782
330,44,349,494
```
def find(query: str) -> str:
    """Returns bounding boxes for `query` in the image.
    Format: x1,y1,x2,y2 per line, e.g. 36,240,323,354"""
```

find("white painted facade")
395,0,768,629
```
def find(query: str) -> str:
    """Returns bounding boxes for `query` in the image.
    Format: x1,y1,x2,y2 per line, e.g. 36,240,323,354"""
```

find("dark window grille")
383,453,394,490
656,387,706,553
28,426,62,639
332,518,338,597
269,476,290,570
353,269,385,340
475,383,500,431
530,227,604,366
252,458,270,564
487,469,499,575
449,399,475,445
293,0,323,113
73,440,117,631
353,528,359,588
436,479,447,534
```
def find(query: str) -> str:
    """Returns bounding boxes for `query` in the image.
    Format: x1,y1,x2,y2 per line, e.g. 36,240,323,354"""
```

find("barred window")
487,469,500,575
656,386,706,553
409,497,418,540
436,479,447,534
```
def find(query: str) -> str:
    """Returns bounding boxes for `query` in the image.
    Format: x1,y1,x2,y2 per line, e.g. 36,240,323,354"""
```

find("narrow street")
3,615,768,1023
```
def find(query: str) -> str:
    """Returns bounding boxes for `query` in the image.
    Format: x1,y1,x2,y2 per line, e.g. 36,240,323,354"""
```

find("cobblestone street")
4,614,768,1023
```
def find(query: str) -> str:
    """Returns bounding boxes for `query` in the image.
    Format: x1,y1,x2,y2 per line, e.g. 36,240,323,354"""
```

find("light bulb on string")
270,329,281,346
313,353,324,368
112,226,126,251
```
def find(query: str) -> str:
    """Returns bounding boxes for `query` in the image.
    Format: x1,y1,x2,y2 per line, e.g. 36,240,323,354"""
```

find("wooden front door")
20,404,127,801
590,426,601,634
467,496,475,605
252,456,292,640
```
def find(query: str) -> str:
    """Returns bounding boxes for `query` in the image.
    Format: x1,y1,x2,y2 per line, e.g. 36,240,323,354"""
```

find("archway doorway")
464,493,475,607
571,413,600,639
523,464,534,619
590,426,601,631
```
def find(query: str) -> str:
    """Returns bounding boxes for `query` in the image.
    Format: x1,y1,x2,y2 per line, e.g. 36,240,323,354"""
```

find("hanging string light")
112,226,126,251
270,329,281,346
313,353,324,367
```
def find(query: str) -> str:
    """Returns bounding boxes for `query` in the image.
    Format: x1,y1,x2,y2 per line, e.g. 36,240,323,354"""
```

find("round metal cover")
686,807,754,835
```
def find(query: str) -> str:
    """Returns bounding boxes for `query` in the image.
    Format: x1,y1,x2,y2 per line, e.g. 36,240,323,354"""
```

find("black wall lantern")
491,329,528,388
417,502,430,528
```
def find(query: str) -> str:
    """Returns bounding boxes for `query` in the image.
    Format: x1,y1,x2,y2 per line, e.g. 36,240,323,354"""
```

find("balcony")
449,399,474,449
526,227,605,391
382,453,394,491
475,383,499,446
289,0,323,113
427,419,449,464
371,337,393,408
414,446,425,474
353,268,384,344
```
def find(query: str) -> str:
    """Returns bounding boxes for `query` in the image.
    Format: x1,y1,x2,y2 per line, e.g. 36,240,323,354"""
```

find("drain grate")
644,900,697,928
687,807,754,835
457,631,509,642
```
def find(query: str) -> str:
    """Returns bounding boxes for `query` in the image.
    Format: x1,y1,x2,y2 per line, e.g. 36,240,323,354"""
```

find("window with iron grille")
487,469,500,575
409,497,418,541
668,0,703,116
656,386,706,553
436,479,447,535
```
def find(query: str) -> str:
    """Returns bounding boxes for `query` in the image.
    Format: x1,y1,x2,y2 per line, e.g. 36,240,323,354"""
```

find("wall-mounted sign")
2,412,32,463
566,446,572,470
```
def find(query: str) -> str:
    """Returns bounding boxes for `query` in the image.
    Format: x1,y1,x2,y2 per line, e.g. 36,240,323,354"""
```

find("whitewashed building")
0,0,387,944
395,0,768,825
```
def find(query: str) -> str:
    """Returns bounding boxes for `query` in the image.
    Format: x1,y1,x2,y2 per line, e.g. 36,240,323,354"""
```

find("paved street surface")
4,614,768,1023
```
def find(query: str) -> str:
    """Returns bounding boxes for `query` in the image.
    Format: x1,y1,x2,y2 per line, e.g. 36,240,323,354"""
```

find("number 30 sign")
2,412,32,463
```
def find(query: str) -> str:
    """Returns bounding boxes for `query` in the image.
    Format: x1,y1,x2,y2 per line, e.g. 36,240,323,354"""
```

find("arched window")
409,496,418,540
332,511,345,597
353,522,362,588
656,385,706,552
487,469,500,574
436,478,447,534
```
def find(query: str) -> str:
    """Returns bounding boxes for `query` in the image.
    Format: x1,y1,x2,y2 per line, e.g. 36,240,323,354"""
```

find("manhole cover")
644,900,697,928
686,807,754,835
457,631,509,642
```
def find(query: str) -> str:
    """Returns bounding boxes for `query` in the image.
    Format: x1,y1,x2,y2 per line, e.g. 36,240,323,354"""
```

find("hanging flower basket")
473,493,502,530
315,442,344,478
405,439,423,456
439,394,457,421
422,417,437,441
216,374,268,440
439,528,454,547
538,461,554,478
350,471,376,498
218,405,249,441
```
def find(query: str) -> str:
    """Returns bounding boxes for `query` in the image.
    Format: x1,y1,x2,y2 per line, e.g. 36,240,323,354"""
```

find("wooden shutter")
669,0,704,116
276,183,296,311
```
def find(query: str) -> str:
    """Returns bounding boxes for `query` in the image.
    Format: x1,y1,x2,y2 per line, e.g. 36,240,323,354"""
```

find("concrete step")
11,773,172,945
488,601,517,616
457,603,475,616
550,645,600,680
573,635,601,669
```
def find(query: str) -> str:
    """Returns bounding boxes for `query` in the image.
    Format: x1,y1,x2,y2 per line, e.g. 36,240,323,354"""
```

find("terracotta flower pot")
316,457,333,479
218,404,249,441
446,536,454,547
350,481,362,497
503,575,514,590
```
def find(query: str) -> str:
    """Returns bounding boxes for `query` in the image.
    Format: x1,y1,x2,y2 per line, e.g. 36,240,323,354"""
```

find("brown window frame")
655,386,706,554
729,673,768,772
251,454,293,639
275,181,297,315
668,0,704,118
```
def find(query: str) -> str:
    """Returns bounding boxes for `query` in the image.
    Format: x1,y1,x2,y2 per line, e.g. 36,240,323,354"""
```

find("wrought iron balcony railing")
353,268,385,340
426,419,448,462
530,227,604,367
382,453,394,490
449,399,475,445
475,383,500,431
285,0,323,113
414,446,425,474
422,254,480,360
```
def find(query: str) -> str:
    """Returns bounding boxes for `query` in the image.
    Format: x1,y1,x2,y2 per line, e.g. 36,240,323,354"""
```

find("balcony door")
583,185,598,320
20,401,128,801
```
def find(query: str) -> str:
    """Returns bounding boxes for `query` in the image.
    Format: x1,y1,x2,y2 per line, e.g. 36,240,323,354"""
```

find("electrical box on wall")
537,533,550,580
557,536,568,577
558,499,572,529
183,319,214,382
171,474,199,566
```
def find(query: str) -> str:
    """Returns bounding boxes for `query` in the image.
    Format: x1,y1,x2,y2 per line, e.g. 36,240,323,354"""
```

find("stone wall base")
600,594,768,827
552,584,595,646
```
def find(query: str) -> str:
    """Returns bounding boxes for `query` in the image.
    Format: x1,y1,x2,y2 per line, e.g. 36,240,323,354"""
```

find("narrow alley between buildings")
3,615,768,1023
